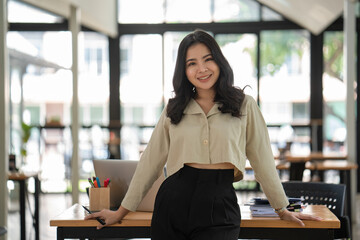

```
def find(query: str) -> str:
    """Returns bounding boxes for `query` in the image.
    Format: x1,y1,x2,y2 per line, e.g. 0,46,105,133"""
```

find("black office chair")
282,181,351,240
0,226,6,236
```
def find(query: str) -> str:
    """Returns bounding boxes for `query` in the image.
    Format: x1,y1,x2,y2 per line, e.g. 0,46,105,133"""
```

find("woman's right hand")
84,206,130,229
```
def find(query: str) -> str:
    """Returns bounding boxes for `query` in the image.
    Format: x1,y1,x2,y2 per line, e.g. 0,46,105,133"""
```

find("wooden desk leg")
19,180,26,240
289,162,305,180
57,227,64,240
34,176,40,240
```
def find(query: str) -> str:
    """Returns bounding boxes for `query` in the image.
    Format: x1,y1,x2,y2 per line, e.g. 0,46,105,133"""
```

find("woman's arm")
84,205,130,229
277,209,322,226
244,96,322,225
245,96,289,209
121,108,170,211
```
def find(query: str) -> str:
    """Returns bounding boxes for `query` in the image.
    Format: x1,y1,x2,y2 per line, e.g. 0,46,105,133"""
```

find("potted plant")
20,121,32,164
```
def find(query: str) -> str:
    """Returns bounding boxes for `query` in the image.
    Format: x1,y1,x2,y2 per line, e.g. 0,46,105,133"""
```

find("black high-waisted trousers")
151,164,241,240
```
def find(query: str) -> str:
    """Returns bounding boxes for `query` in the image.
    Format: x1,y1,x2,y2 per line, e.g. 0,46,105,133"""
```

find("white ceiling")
257,0,344,35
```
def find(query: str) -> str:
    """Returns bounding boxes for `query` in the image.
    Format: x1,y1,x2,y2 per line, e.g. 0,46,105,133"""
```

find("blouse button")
203,139,208,145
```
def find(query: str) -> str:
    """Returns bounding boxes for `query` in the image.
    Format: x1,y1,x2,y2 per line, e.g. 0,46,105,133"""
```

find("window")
259,30,310,125
261,5,283,21
165,0,211,23
79,32,109,126
120,34,163,159
215,33,258,98
163,32,192,101
118,0,164,23
293,102,309,121
118,0,278,23
214,0,260,22
323,31,346,153
8,30,110,192
8,30,72,192
259,30,311,154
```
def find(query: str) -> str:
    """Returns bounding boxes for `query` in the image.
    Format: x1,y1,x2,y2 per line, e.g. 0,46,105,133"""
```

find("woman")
85,30,321,239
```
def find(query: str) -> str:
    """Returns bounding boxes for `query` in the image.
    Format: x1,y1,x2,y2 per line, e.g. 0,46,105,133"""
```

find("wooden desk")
305,160,358,171
50,204,339,240
8,172,40,240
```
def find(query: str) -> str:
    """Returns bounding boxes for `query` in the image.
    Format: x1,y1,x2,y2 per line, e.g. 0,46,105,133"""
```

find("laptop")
93,159,164,212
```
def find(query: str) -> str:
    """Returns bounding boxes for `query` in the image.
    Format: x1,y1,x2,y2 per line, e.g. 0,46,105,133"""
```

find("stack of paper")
250,204,278,217
246,197,304,217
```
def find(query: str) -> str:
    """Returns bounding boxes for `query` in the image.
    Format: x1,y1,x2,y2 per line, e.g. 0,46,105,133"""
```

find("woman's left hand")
278,209,323,226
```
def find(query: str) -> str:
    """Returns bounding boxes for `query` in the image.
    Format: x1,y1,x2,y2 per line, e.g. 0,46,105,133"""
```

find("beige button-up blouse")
121,95,289,211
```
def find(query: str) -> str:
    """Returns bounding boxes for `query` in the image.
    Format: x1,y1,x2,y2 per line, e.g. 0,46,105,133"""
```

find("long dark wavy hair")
167,30,246,124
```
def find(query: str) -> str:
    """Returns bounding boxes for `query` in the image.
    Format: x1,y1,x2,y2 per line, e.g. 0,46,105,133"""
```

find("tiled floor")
7,191,360,240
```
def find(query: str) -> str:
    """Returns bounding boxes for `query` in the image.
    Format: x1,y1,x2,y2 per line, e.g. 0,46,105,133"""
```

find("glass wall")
118,0,279,24
215,34,258,98
118,0,164,23
214,0,260,22
259,30,311,155
166,0,212,23
8,30,72,192
163,32,192,101
8,0,354,192
8,3,110,192
120,34,163,159
323,31,346,153
78,32,110,189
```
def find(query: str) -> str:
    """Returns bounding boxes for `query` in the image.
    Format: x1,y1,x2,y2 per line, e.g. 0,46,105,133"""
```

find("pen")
96,177,101,188
104,179,107,187
104,178,110,187
88,178,95,188
82,205,106,225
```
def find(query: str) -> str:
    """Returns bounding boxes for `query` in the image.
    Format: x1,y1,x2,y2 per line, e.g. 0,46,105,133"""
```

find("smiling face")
185,43,220,97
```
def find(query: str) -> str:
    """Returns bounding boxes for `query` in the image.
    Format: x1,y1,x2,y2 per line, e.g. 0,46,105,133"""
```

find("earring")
192,86,196,93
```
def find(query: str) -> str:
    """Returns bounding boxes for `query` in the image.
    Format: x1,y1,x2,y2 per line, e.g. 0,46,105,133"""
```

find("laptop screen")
93,159,164,212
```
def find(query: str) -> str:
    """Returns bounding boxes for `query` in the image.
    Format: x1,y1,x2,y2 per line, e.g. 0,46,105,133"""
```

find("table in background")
284,152,347,181
305,160,358,221
284,152,347,162
50,204,339,240
8,172,40,240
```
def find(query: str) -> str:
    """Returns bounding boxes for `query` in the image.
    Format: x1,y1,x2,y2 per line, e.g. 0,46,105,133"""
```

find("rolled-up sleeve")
245,97,289,209
121,108,170,212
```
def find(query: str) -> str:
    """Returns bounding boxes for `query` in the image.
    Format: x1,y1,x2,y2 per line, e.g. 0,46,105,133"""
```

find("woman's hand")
84,206,130,229
278,209,322,226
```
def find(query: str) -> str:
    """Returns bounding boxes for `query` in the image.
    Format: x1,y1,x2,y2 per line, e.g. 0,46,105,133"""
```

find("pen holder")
89,187,110,211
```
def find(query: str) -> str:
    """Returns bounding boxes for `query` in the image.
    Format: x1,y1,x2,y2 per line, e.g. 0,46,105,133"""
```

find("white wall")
0,0,9,238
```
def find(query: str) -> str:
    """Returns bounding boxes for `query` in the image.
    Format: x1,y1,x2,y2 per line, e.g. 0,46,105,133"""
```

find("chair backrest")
0,226,6,236
282,181,346,217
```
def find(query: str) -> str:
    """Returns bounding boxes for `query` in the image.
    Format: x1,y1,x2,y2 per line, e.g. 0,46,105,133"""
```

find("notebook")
93,159,164,212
